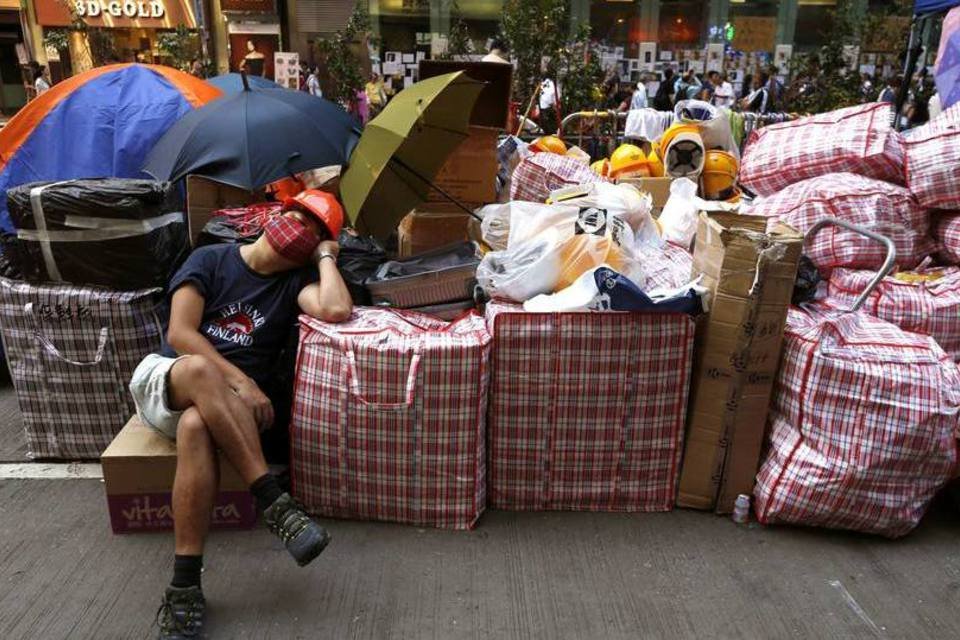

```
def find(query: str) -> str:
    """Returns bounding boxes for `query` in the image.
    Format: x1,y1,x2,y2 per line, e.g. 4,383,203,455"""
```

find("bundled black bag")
338,229,386,305
5,179,188,290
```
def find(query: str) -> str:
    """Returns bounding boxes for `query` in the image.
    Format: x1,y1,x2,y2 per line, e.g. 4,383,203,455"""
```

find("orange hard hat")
700,150,739,200
590,159,610,177
609,143,650,179
283,189,344,239
530,135,568,155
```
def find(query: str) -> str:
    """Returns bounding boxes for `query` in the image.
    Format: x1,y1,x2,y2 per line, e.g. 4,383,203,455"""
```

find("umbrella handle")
389,157,481,221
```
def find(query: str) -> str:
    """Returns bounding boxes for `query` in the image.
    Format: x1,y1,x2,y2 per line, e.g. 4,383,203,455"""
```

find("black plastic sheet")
792,255,821,305
5,179,188,290
338,229,386,305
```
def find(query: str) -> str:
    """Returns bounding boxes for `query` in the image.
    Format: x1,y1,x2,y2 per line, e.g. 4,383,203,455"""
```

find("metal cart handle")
805,217,897,313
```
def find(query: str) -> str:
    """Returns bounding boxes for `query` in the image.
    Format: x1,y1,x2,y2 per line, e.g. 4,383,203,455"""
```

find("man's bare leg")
172,408,220,557
167,355,268,485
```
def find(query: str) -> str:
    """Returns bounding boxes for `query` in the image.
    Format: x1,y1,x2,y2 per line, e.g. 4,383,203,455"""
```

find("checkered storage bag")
636,241,693,290
754,306,960,538
932,212,960,264
746,173,932,276
821,267,960,361
0,278,163,459
485,302,694,512
740,103,905,197
510,153,608,203
290,308,492,530
904,102,960,208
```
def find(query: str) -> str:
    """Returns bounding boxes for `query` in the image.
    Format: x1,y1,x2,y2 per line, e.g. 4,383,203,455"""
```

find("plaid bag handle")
343,343,422,410
24,302,110,367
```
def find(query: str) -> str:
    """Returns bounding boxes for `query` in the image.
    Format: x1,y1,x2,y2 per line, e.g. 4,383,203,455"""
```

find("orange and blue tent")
0,64,221,231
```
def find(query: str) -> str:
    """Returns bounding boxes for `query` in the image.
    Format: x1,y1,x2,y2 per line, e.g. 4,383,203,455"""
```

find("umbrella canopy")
915,0,960,15
208,73,281,93
143,82,360,190
0,63,221,231
340,71,485,242
936,6,960,109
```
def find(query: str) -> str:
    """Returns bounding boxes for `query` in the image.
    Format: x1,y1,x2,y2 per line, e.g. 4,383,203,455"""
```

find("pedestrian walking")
482,36,510,64
653,68,676,111
878,75,902,104
539,74,559,134
741,73,771,114
306,66,322,98
33,65,50,96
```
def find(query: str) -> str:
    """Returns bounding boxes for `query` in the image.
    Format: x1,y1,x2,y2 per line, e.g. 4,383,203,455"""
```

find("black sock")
250,473,284,513
171,554,203,589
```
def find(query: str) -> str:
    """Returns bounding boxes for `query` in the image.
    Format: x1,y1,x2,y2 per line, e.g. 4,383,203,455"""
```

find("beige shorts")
129,353,189,440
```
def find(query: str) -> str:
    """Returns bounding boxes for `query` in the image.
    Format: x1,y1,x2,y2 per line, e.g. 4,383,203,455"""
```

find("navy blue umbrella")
143,77,361,190
207,72,282,93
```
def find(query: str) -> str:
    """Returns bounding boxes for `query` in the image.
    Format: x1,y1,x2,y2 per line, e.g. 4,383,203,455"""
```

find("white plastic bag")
476,230,564,302
547,182,655,236
674,99,740,160
658,178,701,248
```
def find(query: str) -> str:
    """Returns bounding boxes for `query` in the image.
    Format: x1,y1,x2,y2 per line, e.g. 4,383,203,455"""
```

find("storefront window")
458,0,503,52
378,0,430,53
658,1,706,50
590,0,636,53
795,0,836,50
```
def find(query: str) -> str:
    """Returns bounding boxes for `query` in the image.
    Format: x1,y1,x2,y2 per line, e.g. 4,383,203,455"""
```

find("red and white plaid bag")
821,266,960,361
746,173,932,276
636,241,693,290
510,153,609,203
904,102,960,208
290,308,491,530
932,212,960,265
754,306,960,538
0,278,164,459
485,302,694,512
740,103,905,197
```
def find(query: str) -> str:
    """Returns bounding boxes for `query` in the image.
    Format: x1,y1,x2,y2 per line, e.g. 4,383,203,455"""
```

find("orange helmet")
590,158,610,177
700,150,739,200
530,135,567,155
283,189,344,239
609,143,650,179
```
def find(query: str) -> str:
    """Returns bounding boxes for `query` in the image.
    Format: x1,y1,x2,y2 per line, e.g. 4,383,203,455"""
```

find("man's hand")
232,377,274,431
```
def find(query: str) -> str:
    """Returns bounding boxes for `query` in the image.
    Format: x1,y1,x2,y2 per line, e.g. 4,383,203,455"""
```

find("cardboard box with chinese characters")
677,211,802,513
427,125,499,208
102,417,257,534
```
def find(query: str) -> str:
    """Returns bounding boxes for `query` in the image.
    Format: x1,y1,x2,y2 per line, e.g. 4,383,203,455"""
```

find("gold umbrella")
339,71,485,242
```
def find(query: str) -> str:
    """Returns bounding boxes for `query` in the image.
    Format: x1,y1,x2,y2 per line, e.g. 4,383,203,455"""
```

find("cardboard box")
397,204,481,257
677,211,802,514
185,176,262,246
427,125,499,207
418,61,513,129
617,177,673,215
102,417,257,534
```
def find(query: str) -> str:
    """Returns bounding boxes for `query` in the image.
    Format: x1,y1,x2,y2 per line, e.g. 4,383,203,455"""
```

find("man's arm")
298,240,353,322
167,284,274,428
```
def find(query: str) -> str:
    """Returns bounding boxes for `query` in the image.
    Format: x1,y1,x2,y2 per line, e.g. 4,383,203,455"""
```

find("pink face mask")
263,215,320,264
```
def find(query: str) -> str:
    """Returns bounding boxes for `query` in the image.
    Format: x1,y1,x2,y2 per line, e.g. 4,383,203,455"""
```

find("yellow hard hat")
590,158,610,177
646,142,665,178
700,150,739,200
530,135,567,155
609,143,650,179
660,123,705,179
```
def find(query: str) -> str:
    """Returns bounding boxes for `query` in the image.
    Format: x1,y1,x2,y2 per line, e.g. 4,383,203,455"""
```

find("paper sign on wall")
274,52,300,90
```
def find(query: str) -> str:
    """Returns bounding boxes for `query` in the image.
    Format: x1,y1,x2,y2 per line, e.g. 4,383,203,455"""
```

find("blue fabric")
158,244,316,387
915,0,959,15
207,73,281,93
592,267,702,315
0,66,195,231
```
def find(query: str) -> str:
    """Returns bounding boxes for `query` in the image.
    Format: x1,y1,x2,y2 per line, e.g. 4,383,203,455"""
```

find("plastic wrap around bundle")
290,308,491,529
5,179,188,290
754,305,959,538
510,152,609,203
904,102,960,209
635,241,693,291
820,266,960,361
0,278,164,459
932,212,960,265
674,100,740,160
745,173,932,276
740,103,906,197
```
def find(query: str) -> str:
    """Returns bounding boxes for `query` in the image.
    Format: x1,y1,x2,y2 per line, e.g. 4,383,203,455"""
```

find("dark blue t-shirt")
159,244,316,387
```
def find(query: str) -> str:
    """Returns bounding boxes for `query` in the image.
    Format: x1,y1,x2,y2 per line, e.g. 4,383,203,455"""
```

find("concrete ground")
0,381,959,639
